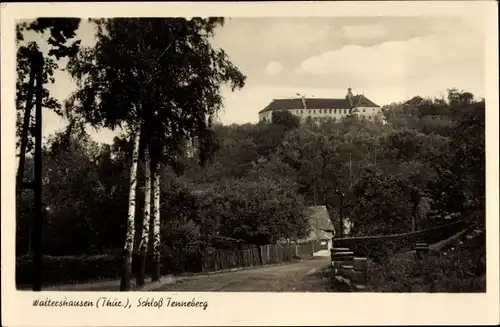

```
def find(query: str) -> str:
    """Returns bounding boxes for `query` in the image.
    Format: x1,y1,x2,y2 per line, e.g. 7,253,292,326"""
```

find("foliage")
15,18,485,285
16,19,82,154
366,232,486,292
271,110,301,131
17,18,82,59
428,100,485,221
197,176,309,245
66,18,246,166
16,43,60,153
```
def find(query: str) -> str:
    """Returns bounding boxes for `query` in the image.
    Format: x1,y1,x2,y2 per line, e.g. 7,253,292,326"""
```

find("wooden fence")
200,241,319,273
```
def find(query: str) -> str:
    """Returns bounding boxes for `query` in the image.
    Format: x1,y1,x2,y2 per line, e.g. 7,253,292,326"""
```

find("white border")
1,2,499,326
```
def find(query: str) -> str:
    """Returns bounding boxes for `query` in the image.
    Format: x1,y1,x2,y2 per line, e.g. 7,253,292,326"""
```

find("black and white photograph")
2,1,499,326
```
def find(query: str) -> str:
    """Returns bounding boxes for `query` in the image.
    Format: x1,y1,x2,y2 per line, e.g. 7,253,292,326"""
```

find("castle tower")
346,87,354,107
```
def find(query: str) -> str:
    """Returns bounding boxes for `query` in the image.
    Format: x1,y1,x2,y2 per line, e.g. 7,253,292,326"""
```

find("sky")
22,16,486,145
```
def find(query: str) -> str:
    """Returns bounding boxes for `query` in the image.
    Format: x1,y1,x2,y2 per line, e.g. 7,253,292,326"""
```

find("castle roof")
258,95,379,114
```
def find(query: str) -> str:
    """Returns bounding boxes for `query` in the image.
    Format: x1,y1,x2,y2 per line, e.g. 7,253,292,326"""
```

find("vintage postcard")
1,1,499,326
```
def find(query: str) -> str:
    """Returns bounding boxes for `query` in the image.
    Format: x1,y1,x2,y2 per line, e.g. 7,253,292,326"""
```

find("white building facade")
258,88,384,123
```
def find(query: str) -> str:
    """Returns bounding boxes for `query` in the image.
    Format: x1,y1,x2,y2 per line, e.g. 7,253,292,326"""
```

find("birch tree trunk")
136,145,151,287
120,122,141,291
151,161,161,281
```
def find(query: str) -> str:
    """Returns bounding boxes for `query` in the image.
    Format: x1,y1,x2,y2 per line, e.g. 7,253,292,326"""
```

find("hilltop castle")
258,88,384,123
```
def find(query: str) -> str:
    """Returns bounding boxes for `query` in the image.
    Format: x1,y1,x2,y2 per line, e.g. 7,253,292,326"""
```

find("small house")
302,205,336,251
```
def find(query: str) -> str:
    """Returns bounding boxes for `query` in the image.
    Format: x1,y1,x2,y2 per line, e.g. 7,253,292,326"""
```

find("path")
154,252,332,292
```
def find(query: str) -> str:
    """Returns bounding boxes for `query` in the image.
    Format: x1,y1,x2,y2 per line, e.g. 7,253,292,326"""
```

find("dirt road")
155,254,332,292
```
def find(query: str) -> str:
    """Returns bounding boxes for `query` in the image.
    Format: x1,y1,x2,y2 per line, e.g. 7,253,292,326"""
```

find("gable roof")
258,95,379,114
304,205,336,241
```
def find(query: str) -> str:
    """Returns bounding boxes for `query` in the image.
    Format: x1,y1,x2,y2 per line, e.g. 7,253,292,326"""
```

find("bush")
16,251,205,287
366,232,485,292
16,254,122,286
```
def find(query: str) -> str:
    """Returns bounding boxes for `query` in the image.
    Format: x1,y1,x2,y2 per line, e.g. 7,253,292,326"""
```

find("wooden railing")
332,218,472,261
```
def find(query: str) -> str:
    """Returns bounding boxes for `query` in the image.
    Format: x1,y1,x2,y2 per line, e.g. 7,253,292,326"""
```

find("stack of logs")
331,242,436,291
330,247,368,292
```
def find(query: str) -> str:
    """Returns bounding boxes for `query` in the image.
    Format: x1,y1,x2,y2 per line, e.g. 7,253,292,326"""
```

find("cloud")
295,41,407,84
340,24,390,40
264,61,284,75
294,25,484,90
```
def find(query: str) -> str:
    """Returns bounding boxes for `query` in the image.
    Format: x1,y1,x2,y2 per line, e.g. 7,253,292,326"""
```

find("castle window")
363,108,366,112
329,109,332,114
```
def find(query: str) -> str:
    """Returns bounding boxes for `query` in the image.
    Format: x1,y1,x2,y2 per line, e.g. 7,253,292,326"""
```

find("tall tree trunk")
151,162,161,281
32,52,44,291
17,55,36,191
136,145,151,287
120,121,141,291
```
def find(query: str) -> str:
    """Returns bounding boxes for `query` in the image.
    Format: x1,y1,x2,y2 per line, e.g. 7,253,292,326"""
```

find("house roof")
258,95,379,114
304,205,336,241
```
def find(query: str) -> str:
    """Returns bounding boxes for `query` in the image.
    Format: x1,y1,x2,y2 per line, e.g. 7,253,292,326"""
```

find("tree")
16,19,82,290
16,18,82,180
136,145,151,287
199,176,309,246
447,88,474,107
66,18,246,290
118,122,141,290
271,110,300,131
428,98,485,222
351,167,414,236
16,130,106,255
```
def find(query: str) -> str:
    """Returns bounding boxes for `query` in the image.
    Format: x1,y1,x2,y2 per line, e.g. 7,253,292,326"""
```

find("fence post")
352,257,368,291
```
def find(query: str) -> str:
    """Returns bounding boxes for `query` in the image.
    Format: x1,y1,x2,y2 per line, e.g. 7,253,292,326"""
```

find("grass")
365,231,486,292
